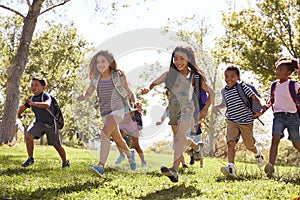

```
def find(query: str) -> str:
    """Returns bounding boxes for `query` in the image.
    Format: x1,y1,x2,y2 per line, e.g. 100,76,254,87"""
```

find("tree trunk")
0,0,43,144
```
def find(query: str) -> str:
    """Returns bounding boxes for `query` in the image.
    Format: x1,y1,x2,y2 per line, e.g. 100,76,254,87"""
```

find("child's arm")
25,97,50,109
17,105,27,119
77,85,96,101
141,72,167,95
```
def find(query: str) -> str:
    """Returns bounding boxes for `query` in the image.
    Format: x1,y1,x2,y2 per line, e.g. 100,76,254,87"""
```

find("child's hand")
25,98,33,106
213,105,222,116
156,121,162,126
141,88,150,95
77,94,86,101
253,111,263,118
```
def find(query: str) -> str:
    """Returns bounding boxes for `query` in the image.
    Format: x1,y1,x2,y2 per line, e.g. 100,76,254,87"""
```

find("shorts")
168,100,194,126
28,122,62,147
101,109,125,124
225,119,256,151
272,112,300,142
119,113,140,137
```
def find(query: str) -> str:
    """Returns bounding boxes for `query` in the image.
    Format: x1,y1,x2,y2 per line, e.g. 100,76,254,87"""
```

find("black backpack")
42,93,64,129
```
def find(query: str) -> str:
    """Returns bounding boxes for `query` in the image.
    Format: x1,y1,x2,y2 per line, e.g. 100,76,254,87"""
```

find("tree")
220,0,300,85
0,0,152,144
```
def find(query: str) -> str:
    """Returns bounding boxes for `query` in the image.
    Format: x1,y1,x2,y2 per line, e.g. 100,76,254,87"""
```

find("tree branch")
39,0,71,16
0,4,25,18
26,0,32,12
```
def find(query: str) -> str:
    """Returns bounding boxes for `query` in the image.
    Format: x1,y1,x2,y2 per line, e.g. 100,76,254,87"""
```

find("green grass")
0,144,299,200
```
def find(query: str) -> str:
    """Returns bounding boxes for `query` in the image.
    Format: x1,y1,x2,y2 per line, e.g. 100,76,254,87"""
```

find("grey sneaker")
62,160,71,168
160,166,178,182
255,154,264,167
193,142,204,161
141,161,148,167
129,149,136,170
114,155,125,164
264,163,274,177
221,165,235,177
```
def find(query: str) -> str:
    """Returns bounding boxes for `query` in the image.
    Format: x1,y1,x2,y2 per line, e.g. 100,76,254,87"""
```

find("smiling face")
275,64,291,82
173,51,189,72
96,54,110,73
30,80,45,96
224,70,240,88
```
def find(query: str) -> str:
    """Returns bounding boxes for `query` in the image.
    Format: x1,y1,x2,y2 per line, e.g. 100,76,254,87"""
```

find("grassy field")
0,143,299,200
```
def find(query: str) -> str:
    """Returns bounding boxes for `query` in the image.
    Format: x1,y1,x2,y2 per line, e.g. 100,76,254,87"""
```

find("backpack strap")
270,81,278,105
288,80,300,113
194,73,203,107
236,82,251,108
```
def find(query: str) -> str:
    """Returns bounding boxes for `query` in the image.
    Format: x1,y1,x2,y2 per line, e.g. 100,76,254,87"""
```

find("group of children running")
17,45,300,182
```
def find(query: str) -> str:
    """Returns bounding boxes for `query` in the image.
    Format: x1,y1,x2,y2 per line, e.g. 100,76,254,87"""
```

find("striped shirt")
224,83,254,124
97,78,124,116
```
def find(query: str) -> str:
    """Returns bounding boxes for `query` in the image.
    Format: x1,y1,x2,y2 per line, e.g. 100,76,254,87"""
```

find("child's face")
96,55,110,73
275,64,291,81
173,51,189,72
224,70,240,88
30,80,45,96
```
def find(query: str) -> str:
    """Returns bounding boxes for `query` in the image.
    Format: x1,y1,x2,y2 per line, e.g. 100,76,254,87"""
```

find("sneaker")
189,155,195,165
90,165,105,177
193,142,204,161
141,161,148,167
22,157,34,167
129,149,136,170
221,165,235,177
115,155,125,164
182,163,188,168
62,160,71,168
255,154,264,167
264,163,274,177
160,166,178,182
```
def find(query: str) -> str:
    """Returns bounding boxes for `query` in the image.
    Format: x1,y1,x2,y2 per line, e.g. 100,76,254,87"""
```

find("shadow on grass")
138,184,202,200
2,179,108,199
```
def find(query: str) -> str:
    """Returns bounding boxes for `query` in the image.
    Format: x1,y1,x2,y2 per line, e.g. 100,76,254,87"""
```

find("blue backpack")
270,79,300,117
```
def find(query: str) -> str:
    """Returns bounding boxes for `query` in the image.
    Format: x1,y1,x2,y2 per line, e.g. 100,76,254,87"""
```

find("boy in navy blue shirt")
17,77,70,168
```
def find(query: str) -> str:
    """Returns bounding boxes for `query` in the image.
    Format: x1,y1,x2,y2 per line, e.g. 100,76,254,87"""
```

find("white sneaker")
255,154,264,167
221,165,235,177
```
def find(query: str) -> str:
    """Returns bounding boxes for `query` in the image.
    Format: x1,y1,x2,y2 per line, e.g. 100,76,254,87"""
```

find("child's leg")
25,133,35,158
292,141,300,152
131,136,146,163
173,120,190,171
227,140,236,164
268,134,281,165
54,145,67,163
99,115,124,166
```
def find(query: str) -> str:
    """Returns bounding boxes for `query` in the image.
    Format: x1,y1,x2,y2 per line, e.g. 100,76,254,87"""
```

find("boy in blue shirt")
17,77,70,168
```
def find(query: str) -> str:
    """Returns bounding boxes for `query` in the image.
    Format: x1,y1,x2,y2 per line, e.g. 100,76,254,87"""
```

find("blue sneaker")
90,165,105,177
22,157,34,167
115,155,126,164
129,149,136,170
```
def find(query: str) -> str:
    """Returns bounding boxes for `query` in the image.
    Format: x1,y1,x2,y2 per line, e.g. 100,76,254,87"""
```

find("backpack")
193,73,208,113
42,92,64,129
270,79,300,117
236,82,264,125
131,110,143,131
192,73,208,135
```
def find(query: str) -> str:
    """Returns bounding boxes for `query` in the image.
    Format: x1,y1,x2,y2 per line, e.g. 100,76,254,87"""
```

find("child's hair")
224,64,240,76
32,77,47,86
166,46,206,88
275,57,298,72
89,50,118,79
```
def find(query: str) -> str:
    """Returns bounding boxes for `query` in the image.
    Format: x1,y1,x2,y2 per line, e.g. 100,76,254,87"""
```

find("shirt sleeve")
89,75,100,88
242,83,254,98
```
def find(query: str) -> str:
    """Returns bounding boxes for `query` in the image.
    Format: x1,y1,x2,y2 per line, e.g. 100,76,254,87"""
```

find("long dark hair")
165,46,206,89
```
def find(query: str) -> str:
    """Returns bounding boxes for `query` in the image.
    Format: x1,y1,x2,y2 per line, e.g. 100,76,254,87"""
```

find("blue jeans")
272,112,300,142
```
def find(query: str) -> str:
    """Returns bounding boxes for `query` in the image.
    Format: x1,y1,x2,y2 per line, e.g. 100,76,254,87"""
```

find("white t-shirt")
273,79,300,113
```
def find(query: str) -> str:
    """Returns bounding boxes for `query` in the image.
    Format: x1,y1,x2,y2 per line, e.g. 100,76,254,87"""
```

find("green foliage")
0,144,300,199
221,0,300,85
